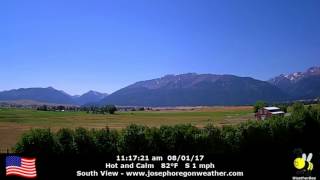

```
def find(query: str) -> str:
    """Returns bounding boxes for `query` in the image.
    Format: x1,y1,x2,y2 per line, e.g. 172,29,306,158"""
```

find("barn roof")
263,107,280,111
270,111,285,115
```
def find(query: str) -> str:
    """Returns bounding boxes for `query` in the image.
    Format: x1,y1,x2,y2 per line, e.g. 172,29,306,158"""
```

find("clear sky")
1,0,319,95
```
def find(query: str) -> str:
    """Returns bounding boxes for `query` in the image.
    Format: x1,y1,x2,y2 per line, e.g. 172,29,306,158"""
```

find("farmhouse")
255,107,285,120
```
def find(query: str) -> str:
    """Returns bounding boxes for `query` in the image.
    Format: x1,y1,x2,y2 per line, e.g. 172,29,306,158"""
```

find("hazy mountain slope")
0,87,76,105
75,90,108,105
0,88,108,105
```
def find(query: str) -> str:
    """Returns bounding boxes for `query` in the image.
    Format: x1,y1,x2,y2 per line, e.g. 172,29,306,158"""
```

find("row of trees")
36,105,117,114
37,105,72,111
80,105,117,114
15,103,320,156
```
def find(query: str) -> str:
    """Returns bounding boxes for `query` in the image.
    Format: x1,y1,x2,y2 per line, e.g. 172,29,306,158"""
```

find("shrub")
119,124,149,154
15,129,60,156
253,101,267,113
73,128,96,155
56,128,76,155
92,128,119,155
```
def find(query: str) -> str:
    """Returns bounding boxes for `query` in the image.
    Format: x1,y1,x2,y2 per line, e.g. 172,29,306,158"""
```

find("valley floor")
0,106,253,152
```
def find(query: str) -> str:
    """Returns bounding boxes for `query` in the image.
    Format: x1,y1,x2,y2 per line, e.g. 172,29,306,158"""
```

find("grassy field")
0,106,253,151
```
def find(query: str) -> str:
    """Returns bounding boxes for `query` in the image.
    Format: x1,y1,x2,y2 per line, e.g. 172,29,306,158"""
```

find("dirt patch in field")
0,123,38,152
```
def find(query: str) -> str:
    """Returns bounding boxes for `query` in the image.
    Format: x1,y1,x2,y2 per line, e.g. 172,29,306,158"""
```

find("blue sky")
1,0,319,95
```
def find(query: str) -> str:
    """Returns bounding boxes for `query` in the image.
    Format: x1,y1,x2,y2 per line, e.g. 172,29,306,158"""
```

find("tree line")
37,105,117,114
80,105,117,114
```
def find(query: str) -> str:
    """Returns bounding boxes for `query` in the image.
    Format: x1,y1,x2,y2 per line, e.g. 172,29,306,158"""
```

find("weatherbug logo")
293,153,313,176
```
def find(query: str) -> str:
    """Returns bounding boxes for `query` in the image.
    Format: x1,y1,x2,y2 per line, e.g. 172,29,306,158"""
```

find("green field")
0,107,253,151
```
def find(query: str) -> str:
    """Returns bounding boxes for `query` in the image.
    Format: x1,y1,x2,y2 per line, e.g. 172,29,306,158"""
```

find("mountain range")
100,74,288,106
73,91,108,105
268,66,320,99
0,66,319,106
0,88,108,106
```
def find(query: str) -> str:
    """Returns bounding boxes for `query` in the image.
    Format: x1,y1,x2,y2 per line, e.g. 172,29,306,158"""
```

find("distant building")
255,107,285,120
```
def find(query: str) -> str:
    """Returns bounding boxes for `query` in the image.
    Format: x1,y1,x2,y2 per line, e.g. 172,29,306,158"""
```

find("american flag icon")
6,156,37,178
